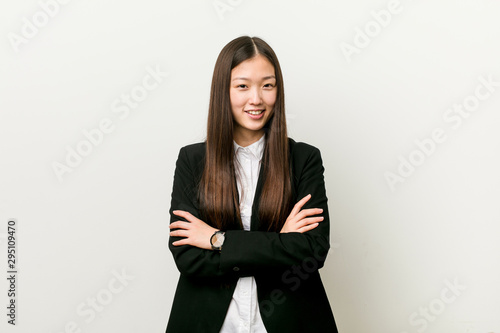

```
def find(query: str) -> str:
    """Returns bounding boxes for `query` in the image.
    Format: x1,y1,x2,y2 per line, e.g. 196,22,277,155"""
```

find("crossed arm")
170,193,322,249
168,145,331,278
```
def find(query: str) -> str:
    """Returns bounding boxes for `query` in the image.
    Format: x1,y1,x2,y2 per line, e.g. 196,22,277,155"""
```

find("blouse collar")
233,133,266,161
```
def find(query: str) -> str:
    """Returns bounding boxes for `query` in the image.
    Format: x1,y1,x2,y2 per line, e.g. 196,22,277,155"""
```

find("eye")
237,84,248,88
264,83,275,88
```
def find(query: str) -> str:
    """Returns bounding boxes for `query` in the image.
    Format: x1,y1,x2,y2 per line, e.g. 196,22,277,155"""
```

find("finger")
296,208,323,220
169,221,191,230
173,210,191,218
170,230,189,238
293,217,322,230
173,210,199,223
172,239,190,246
296,216,324,229
297,222,319,233
291,194,312,216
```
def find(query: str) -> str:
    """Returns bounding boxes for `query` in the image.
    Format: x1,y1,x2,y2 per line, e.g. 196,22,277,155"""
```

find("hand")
169,210,219,250
280,194,324,233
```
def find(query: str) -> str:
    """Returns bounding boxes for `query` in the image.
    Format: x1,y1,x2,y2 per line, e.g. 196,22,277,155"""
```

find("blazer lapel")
249,138,296,232
250,164,265,231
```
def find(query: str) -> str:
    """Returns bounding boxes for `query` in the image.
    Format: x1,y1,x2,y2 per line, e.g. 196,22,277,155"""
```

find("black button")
233,267,240,272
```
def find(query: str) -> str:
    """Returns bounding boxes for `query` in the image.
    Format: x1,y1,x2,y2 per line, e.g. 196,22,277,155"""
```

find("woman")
166,36,338,333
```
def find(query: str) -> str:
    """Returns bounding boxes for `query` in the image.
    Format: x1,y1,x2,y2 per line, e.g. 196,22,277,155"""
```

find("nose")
248,87,262,105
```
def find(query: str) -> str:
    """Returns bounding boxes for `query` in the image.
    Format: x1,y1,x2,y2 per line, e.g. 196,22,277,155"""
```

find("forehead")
231,55,275,79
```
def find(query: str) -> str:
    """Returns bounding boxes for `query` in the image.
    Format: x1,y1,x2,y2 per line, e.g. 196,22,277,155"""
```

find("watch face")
214,234,224,247
212,232,225,248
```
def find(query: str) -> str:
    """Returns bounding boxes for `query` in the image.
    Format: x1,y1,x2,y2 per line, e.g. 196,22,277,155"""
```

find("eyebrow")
232,75,276,81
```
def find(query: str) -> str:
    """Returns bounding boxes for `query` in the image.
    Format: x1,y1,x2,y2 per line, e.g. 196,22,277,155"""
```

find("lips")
245,109,265,119
245,109,264,115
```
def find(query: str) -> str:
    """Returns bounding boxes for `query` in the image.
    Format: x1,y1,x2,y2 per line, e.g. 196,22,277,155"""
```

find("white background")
1,0,499,332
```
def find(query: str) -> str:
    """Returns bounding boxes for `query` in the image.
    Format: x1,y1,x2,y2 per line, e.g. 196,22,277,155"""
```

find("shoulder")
175,141,206,173
176,138,323,167
287,137,325,179
179,141,206,157
288,137,322,160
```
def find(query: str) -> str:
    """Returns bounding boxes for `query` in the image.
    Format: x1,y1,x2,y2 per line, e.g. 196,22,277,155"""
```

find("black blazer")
166,137,338,333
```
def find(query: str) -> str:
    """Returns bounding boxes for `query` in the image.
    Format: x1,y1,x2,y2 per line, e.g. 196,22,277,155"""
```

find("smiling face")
229,54,277,147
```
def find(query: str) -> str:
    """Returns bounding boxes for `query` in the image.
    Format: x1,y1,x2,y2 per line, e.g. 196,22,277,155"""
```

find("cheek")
230,90,245,108
264,91,277,107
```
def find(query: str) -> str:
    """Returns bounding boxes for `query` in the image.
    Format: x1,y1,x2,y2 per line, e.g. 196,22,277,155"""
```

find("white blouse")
219,133,268,333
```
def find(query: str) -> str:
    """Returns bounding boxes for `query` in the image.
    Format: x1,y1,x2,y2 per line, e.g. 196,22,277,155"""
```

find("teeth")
247,110,263,115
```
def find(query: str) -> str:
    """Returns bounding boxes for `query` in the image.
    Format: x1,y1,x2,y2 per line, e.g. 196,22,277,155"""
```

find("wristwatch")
210,231,225,251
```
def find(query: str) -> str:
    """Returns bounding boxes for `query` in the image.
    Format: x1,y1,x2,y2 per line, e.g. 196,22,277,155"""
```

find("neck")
233,129,265,147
